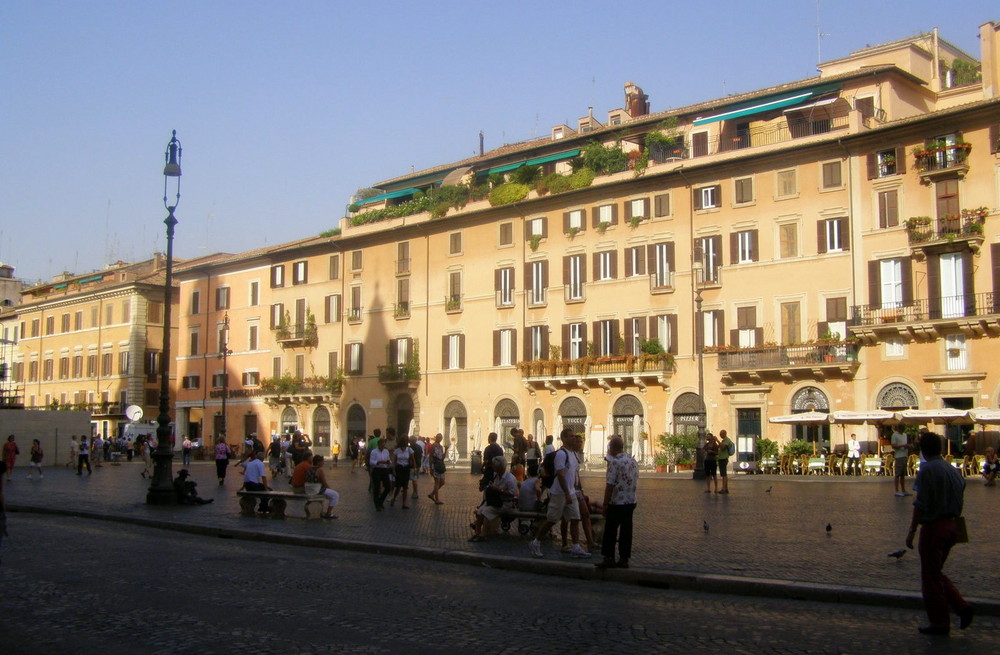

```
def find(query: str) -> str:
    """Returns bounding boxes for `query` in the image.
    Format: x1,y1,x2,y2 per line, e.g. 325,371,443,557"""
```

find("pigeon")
888,550,906,560
826,523,833,534
765,486,772,493
703,520,710,532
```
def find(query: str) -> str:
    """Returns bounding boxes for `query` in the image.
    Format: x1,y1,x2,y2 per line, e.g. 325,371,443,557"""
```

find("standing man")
91,434,104,468
66,435,80,468
597,435,638,569
242,450,271,514
847,433,862,475
77,436,92,476
892,425,911,497
717,429,734,494
481,433,504,490
905,432,973,636
182,435,193,467
369,438,392,511
331,440,341,467
528,429,590,559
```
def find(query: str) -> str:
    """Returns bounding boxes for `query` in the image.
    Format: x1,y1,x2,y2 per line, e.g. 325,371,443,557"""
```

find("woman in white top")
390,441,415,509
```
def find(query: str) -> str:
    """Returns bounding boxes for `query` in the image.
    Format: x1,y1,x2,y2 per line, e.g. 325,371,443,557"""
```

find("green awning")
355,187,421,207
485,149,581,175
693,91,816,126
77,276,104,284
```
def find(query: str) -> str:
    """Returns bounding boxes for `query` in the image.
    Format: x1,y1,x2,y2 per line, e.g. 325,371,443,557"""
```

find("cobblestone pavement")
4,460,998,605
2,515,998,655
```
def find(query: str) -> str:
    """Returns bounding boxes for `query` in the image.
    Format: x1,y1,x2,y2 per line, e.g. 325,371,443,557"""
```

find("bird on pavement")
703,520,709,532
826,523,833,535
765,486,772,493
888,550,906,560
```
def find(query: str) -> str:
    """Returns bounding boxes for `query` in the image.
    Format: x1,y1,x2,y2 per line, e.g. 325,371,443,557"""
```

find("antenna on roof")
479,130,484,157
815,0,829,71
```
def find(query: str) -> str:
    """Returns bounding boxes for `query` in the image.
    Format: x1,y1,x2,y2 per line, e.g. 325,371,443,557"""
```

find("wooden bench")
236,490,325,519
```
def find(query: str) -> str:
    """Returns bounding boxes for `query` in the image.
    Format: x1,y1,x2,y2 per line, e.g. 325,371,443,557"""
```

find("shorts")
704,458,718,476
545,493,580,522
895,456,908,477
717,458,728,477
478,503,513,521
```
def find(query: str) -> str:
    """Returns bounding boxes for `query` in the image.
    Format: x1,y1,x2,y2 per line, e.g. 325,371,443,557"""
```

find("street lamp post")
692,259,707,480
218,313,232,440
147,130,182,505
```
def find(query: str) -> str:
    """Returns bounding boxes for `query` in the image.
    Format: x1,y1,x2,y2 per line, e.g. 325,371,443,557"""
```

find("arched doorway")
280,406,298,435
558,396,588,438
790,386,831,448
672,392,704,437
393,393,414,440
876,382,919,410
312,406,331,449
494,398,520,443
613,394,645,460
443,400,468,457
346,404,366,450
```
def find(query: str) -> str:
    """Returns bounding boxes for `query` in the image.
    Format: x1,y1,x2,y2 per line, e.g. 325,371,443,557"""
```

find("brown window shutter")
610,204,618,225
510,330,517,365
693,188,703,211
717,311,726,347
817,321,829,339
592,321,600,352
324,297,331,323
357,346,363,374
591,206,600,228
730,328,739,346
541,261,548,289
962,251,975,298
641,198,650,217
646,245,656,273
624,318,634,351
592,253,600,278
992,244,1000,295
730,233,739,265
750,230,759,261
667,315,678,354
817,221,827,254
840,219,850,251
562,256,570,286
494,269,502,292
895,146,907,174
541,328,549,357
989,124,1000,154
579,255,587,284
665,242,675,271
459,335,465,369
611,319,620,355
541,217,548,239
561,324,570,357
525,221,532,240
523,328,531,361
624,201,632,220
509,267,515,290
754,327,764,346
388,339,398,366
524,262,533,291
563,212,570,233
927,256,940,317
901,257,913,306
610,251,618,279
442,335,449,369
866,153,877,179
868,261,881,306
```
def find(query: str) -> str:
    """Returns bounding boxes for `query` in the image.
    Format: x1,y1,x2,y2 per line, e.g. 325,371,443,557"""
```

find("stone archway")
280,406,298,435
346,404,366,447
558,396,588,435
613,394,645,457
494,398,520,441
443,400,468,457
790,386,830,446
312,406,330,448
672,392,704,437
393,393,414,440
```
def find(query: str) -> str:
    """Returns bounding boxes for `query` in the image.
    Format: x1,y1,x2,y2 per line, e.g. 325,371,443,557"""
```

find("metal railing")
718,342,859,370
906,211,985,244
850,291,996,326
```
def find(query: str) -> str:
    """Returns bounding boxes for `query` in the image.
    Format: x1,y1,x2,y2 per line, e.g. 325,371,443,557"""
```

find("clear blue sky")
2,1,996,282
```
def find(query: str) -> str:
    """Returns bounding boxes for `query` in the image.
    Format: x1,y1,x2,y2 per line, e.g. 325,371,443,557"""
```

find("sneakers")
569,544,592,559
528,539,544,558
894,492,906,497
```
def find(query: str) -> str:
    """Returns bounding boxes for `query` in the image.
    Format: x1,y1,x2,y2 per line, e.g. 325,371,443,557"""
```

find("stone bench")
236,490,325,519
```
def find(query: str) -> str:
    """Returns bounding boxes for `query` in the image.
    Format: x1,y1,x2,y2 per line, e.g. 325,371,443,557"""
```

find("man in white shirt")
596,435,638,570
369,438,392,511
242,451,271,513
847,433,862,475
528,429,590,559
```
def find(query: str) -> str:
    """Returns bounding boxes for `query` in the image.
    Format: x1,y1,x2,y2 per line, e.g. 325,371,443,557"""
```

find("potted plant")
596,221,611,234
529,234,542,252
653,452,671,473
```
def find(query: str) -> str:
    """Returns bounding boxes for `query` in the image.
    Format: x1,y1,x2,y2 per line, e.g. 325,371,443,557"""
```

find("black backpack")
539,448,562,488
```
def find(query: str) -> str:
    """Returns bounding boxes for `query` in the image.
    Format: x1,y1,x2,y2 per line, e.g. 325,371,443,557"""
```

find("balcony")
527,289,547,308
274,324,317,348
695,114,849,157
717,342,859,383
649,271,675,294
444,295,463,314
377,363,421,389
850,292,999,343
259,374,343,406
347,307,363,324
393,302,410,320
396,258,410,275
519,354,673,395
563,285,585,304
906,208,987,250
495,289,514,309
914,143,971,182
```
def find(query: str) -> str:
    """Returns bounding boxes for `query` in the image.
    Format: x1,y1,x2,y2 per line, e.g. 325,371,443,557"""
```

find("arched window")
876,382,918,410
443,400,468,457
280,406,298,435
790,387,830,446
613,394,645,456
312,406,330,448
494,398,520,441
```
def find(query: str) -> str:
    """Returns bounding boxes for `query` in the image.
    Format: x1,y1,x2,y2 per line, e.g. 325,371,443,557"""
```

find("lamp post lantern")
147,130,181,504
692,258,707,480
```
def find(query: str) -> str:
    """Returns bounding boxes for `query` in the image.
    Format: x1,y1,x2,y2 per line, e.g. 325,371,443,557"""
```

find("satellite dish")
125,405,144,422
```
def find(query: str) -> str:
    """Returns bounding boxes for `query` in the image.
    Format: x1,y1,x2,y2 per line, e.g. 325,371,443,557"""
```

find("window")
593,319,619,356
267,303,282,330
272,356,281,379
526,217,547,239
72,355,83,378
879,259,904,309
57,356,69,380
735,306,760,348
86,354,97,378
734,177,753,204
499,222,513,246
624,317,645,356
700,310,724,349
189,330,200,356
819,297,848,341
945,334,967,370
447,271,462,306
564,254,585,301
74,311,83,331
351,250,363,272
443,334,464,370
653,193,670,218
697,236,722,283
878,190,899,228
249,281,259,307
212,372,228,388
694,185,721,210
61,313,70,333
349,287,362,321
325,294,341,323
525,325,548,361
144,349,161,379
650,242,673,288
935,179,959,220
691,131,708,157
390,337,411,367
885,337,905,358
182,374,200,389
625,198,649,221
565,322,586,360
397,242,410,274
564,209,584,233
732,230,757,264
779,222,798,259
652,315,677,355
215,286,231,310
821,161,842,189
329,254,340,280
347,343,363,375
449,232,462,255
248,324,258,351
118,351,130,375
594,251,616,281
780,302,800,344
591,204,617,229
101,353,112,377
819,218,849,253
242,371,260,386
493,329,516,366
776,169,797,197
292,260,308,285
28,361,38,382
856,96,875,123
122,300,132,324
868,148,904,178
626,246,646,277
148,301,162,324
270,264,285,288
328,351,339,377
190,290,201,315
46,316,55,335
495,267,514,306
395,279,409,316
526,260,548,306
30,319,39,337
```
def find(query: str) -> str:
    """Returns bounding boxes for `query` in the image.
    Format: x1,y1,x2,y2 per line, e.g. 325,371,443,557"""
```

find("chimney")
153,252,165,271
624,81,649,117
479,130,484,157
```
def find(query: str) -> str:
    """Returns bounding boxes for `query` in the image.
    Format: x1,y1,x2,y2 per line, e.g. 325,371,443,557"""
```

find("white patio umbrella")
448,416,458,462
829,410,895,449
895,408,971,456
554,414,563,440
584,415,592,456
535,418,545,441
472,418,482,453
967,407,1000,425
407,418,417,439
631,415,643,460
769,411,831,455
607,412,615,439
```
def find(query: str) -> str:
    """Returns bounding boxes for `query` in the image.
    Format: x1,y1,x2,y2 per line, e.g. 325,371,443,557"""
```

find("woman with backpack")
427,433,446,505
214,436,233,486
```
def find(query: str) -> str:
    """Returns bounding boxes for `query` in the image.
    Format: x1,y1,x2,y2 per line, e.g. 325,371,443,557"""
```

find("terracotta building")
174,22,1000,465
